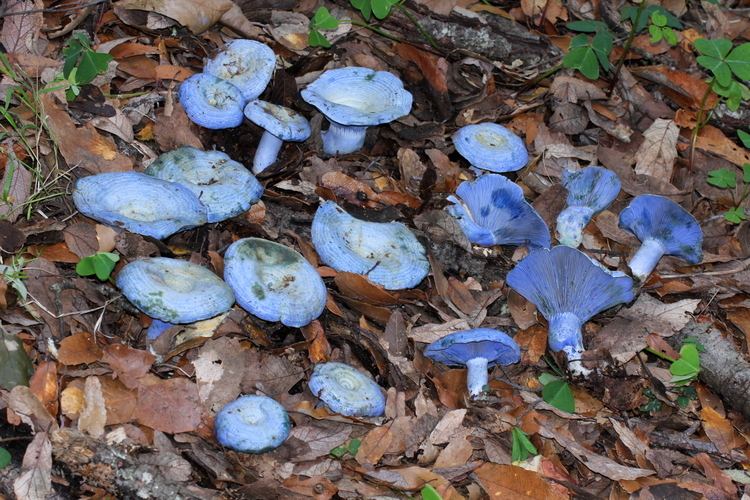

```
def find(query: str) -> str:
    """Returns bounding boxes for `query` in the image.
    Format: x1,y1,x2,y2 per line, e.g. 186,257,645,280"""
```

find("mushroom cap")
116,257,235,324
73,172,207,240
308,362,385,417
311,201,429,290
204,39,276,101
243,100,311,141
452,123,529,172
178,73,245,129
145,147,263,223
223,238,327,327
215,395,291,453
562,166,621,212
301,67,412,126
446,174,551,248
618,194,703,264
423,328,521,367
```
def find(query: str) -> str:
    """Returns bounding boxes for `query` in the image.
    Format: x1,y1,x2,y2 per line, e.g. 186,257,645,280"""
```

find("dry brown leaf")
514,324,547,364
694,125,750,167
320,171,421,209
63,223,99,258
356,426,396,465
13,431,52,500
360,465,462,498
98,376,136,425
0,155,32,223
57,332,103,365
135,374,202,433
101,344,155,389
78,376,107,438
1,0,43,55
700,406,744,454
6,385,58,433
635,119,679,179
192,336,246,413
282,476,338,500
475,463,561,499
334,272,399,306
300,320,331,363
28,361,58,418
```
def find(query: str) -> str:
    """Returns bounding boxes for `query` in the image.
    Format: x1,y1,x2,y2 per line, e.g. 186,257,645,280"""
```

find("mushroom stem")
322,121,367,155
628,238,666,280
253,130,284,174
556,206,594,248
549,313,590,376
465,357,490,398
146,319,174,340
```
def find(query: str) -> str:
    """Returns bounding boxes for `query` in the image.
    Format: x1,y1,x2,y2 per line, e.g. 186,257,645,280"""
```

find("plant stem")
608,2,645,94
688,82,715,172
395,3,439,49
644,346,676,363
345,19,405,44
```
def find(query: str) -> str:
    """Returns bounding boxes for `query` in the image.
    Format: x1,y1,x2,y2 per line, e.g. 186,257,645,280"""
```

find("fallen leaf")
28,361,58,417
78,376,107,438
360,465,462,498
101,344,155,389
694,125,750,167
63,223,100,259
635,119,679,180
287,423,352,462
300,320,331,363
514,325,547,364
13,431,52,500
98,376,136,425
1,0,43,55
700,406,744,454
334,272,399,306
474,463,562,499
192,336,246,413
154,104,203,151
57,332,103,366
0,155,32,223
135,375,202,433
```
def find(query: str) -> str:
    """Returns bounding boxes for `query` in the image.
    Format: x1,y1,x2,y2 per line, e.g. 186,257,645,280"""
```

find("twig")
608,2,645,94
659,257,750,279
0,0,106,17
46,5,94,39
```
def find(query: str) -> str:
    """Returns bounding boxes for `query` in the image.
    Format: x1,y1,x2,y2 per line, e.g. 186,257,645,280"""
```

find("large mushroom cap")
215,395,291,453
453,123,528,173
244,100,311,141
424,329,521,367
204,39,275,100
311,201,429,290
73,172,207,240
301,67,412,126
223,238,327,327
116,257,235,324
145,147,263,223
308,362,385,417
178,73,245,129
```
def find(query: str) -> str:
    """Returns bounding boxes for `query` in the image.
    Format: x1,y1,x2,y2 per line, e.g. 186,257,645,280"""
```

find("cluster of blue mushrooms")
308,362,386,417
215,395,291,453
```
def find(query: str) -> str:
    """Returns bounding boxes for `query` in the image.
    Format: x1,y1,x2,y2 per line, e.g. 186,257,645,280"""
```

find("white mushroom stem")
549,313,591,377
253,130,284,174
628,237,666,281
556,206,594,248
465,357,489,398
322,121,367,155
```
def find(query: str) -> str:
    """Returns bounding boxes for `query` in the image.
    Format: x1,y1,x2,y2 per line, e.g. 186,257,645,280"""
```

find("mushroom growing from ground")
178,73,245,129
446,174,551,248
453,123,529,173
506,246,634,375
556,167,621,248
215,395,291,453
73,172,207,240
311,201,429,290
618,194,703,281
243,100,311,174
301,66,412,155
145,147,263,223
308,362,385,417
423,329,521,398
204,39,276,101
223,238,327,327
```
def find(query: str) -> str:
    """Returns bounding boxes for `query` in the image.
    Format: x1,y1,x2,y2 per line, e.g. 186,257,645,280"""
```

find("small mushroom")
204,39,276,101
423,329,521,398
73,172,207,240
453,123,528,173
308,362,385,417
301,67,412,155
311,201,429,290
215,395,291,453
145,147,263,222
243,100,311,174
145,319,173,341
446,174,551,248
223,238,327,327
556,167,621,248
178,73,245,129
506,246,634,375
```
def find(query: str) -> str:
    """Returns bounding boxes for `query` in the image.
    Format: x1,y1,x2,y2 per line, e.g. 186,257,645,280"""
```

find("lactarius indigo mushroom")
446,174,551,248
424,329,521,398
618,194,703,281
301,67,413,155
215,395,291,453
453,123,529,173
311,201,429,290
73,172,207,240
243,100,311,174
556,167,621,248
308,362,385,417
204,39,276,101
145,147,263,223
178,73,245,129
223,238,327,327
507,246,634,375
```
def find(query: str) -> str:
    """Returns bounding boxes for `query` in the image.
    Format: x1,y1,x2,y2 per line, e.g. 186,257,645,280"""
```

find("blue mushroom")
215,395,291,453
453,123,529,173
301,67,413,155
145,147,263,223
618,194,703,281
423,329,520,398
178,73,245,129
204,40,276,101
556,167,621,248
311,201,429,290
243,100,311,174
73,172,207,240
506,246,634,374
145,319,173,341
446,174,551,248
223,238,327,327
308,362,385,417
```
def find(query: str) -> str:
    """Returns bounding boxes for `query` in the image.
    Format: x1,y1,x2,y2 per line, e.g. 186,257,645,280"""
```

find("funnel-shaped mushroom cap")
453,123,528,173
145,147,263,223
116,257,235,324
223,238,327,327
308,362,385,417
244,100,311,141
424,329,521,366
446,174,551,248
215,395,291,453
311,201,429,290
557,167,621,247
178,73,245,129
204,39,276,100
73,172,207,240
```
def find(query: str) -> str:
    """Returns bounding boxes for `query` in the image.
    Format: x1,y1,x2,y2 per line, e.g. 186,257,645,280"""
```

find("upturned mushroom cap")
311,201,429,290
215,395,291,453
308,362,385,417
446,174,551,248
423,329,521,367
73,172,207,240
204,39,276,100
244,100,311,141
223,238,327,327
452,123,529,173
178,73,245,129
116,257,235,324
145,147,263,223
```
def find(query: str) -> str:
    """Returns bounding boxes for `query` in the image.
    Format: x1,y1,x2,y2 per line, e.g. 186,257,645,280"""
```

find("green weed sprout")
60,32,113,100
706,160,750,224
511,427,538,463
76,252,120,281
648,11,678,46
